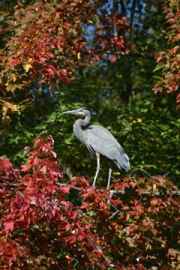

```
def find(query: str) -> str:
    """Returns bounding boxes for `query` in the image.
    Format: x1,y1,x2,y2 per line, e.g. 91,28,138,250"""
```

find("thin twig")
130,168,156,180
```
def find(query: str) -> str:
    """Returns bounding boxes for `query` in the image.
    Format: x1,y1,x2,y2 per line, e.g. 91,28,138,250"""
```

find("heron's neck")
73,116,90,143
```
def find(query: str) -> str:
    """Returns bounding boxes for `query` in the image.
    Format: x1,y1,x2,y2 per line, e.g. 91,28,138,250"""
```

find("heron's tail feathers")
114,152,130,172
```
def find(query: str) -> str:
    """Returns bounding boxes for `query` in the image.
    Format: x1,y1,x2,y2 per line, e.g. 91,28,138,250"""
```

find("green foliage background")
1,84,179,186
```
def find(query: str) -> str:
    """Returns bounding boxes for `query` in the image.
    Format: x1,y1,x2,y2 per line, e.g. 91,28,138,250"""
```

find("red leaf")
150,198,159,206
108,56,117,62
4,220,15,232
110,199,122,207
64,22,71,29
60,200,70,208
45,68,55,74
176,93,180,103
156,54,163,62
93,54,100,60
9,58,19,66
115,182,129,190
82,191,93,200
136,188,146,195
124,44,132,51
69,211,77,220
136,263,146,270
80,177,90,187
66,235,76,244
60,185,71,195
21,164,32,172
152,86,163,94
48,64,57,71
62,222,71,231
44,52,54,58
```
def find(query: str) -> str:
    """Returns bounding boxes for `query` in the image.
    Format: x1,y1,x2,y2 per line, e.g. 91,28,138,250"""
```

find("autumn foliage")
153,0,180,107
0,132,179,269
0,0,130,124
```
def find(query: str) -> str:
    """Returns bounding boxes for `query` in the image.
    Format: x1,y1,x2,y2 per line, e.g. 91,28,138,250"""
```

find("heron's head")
62,108,89,117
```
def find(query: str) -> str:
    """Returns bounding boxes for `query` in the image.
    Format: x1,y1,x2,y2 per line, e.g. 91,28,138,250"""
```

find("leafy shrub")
0,132,179,269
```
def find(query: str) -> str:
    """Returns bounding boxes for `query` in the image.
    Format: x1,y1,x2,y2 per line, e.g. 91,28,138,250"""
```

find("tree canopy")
0,0,179,269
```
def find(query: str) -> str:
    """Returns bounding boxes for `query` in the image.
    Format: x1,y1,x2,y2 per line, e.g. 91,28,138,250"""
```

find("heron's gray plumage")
63,108,130,188
86,125,130,172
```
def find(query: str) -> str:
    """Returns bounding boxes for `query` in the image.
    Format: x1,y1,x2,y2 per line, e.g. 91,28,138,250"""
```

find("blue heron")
63,108,130,188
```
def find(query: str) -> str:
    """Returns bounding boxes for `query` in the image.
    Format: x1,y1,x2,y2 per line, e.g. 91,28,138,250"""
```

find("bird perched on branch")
63,108,130,188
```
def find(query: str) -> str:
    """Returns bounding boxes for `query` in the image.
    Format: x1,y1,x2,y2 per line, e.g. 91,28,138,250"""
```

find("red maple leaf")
60,185,71,195
3,220,15,232
9,58,19,66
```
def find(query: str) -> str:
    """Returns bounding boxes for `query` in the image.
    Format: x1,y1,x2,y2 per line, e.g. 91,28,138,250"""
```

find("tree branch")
56,182,180,196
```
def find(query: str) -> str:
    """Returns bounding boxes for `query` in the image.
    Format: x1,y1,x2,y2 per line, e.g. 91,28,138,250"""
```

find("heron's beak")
62,109,78,115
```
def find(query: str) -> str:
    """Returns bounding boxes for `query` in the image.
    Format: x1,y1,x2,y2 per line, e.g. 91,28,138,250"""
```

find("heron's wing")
85,125,130,171
86,125,123,152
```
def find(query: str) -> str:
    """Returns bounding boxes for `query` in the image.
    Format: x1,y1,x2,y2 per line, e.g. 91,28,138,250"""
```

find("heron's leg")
93,153,100,186
107,167,112,189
